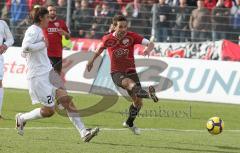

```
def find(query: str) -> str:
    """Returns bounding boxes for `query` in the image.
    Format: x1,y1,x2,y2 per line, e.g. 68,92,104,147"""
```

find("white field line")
0,127,240,132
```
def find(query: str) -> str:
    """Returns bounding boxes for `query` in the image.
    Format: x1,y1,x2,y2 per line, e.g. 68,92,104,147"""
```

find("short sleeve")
132,32,144,44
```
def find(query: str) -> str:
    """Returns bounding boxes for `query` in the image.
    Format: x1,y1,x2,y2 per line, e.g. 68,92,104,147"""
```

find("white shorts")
28,72,57,107
0,55,3,80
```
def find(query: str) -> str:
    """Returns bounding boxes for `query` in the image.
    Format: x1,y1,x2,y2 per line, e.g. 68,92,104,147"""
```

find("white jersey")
0,20,14,80
0,20,14,48
22,24,52,79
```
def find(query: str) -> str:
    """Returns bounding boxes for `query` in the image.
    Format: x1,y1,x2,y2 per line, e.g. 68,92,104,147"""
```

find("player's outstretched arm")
87,43,105,72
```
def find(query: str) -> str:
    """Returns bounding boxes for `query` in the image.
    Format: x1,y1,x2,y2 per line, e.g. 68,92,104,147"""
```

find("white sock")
20,108,43,122
0,88,3,115
67,111,86,137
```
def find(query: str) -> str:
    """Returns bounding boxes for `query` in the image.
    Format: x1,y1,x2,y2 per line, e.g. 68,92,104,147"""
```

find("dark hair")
112,15,127,26
30,7,49,23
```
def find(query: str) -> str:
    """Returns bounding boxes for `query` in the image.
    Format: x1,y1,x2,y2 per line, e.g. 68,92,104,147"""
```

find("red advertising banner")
221,40,240,61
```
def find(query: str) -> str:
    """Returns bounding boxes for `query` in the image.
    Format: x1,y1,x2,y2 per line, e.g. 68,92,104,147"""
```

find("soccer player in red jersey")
87,15,159,135
44,5,70,74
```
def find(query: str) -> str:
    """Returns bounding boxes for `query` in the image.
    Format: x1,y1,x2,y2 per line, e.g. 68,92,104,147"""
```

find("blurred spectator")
94,4,102,16
85,22,101,39
10,0,29,42
14,15,32,46
1,0,11,22
152,0,171,42
231,0,240,43
172,0,191,42
92,2,113,38
212,0,230,41
187,0,197,7
224,0,232,8
189,0,211,42
0,0,4,17
56,0,67,20
46,0,58,5
204,0,217,11
94,0,121,14
72,0,94,38
117,0,134,13
166,0,179,7
10,0,28,25
123,0,151,38
28,0,47,11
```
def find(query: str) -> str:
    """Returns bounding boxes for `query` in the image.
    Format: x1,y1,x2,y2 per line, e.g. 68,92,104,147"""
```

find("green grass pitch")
0,89,240,153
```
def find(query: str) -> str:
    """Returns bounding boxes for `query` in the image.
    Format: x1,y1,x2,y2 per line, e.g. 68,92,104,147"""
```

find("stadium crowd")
0,0,240,46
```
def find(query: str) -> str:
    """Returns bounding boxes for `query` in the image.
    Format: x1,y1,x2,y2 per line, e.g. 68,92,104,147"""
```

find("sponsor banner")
93,55,240,104
2,47,99,92
3,47,28,89
159,57,240,104
154,41,222,59
222,39,240,61
70,38,226,59
3,47,240,104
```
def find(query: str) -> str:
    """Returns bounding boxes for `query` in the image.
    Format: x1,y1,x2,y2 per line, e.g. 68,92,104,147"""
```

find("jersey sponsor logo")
47,28,58,33
114,48,129,58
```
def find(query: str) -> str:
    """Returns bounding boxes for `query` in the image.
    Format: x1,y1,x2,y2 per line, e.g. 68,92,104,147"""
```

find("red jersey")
44,19,69,57
102,31,144,73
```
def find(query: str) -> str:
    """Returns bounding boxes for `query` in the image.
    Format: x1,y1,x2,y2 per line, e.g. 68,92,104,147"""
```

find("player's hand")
86,61,93,72
143,48,150,57
58,28,67,36
0,44,8,54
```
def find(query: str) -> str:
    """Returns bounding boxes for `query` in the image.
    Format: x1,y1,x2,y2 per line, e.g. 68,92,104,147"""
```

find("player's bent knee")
122,78,135,90
121,78,129,88
41,107,55,117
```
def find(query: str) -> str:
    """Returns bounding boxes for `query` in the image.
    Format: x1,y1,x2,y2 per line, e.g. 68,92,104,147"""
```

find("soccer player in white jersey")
0,19,14,119
16,7,99,142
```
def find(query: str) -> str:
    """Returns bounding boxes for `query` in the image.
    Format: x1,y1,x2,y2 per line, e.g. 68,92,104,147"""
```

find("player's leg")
16,104,55,135
49,57,62,75
123,95,142,135
123,73,143,134
0,80,3,119
55,89,99,142
54,57,62,75
15,74,56,135
123,78,158,102
120,72,158,102
0,56,4,119
111,72,146,98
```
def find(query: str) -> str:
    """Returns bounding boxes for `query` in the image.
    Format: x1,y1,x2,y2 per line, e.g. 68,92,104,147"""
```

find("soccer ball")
206,117,224,135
